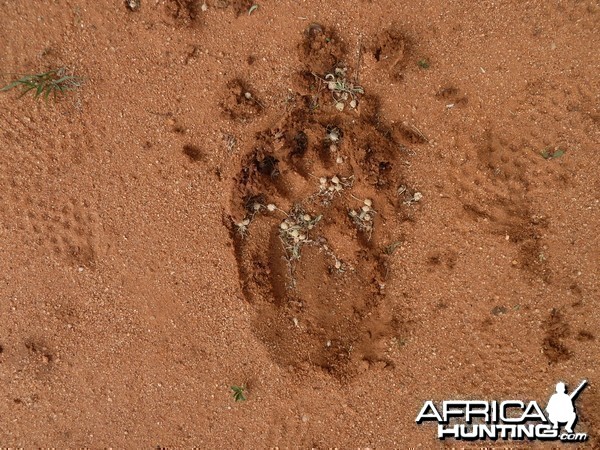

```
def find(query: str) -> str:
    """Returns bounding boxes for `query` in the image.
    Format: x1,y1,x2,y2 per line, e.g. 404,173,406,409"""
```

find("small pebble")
126,0,140,11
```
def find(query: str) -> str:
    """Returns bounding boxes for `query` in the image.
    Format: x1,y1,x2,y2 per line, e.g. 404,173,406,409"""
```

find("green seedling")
248,4,259,15
541,147,565,160
231,385,247,402
417,59,430,69
1,68,81,100
314,68,364,111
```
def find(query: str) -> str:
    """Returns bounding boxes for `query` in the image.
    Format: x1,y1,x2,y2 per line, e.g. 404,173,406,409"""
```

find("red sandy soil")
0,0,598,447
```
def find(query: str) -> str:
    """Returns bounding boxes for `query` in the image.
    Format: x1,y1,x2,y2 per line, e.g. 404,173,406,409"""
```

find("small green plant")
314,68,364,111
248,4,259,15
231,385,247,402
541,147,565,160
279,206,322,260
417,59,430,69
1,68,81,100
348,197,376,240
317,174,354,201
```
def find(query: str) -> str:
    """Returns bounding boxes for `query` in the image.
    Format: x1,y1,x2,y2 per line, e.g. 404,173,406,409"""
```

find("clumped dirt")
220,78,264,122
369,27,415,81
0,0,598,447
165,0,202,25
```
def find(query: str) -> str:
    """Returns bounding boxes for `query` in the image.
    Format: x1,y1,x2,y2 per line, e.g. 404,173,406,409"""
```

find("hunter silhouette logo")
416,380,589,442
546,380,586,434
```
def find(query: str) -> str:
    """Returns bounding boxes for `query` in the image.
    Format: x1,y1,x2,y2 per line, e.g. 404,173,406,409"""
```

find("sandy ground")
0,0,598,447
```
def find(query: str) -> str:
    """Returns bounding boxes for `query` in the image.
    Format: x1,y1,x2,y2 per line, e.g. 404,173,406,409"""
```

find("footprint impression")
228,24,423,379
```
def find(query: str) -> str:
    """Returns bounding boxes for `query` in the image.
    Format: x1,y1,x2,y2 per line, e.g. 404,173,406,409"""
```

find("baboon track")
228,25,423,380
